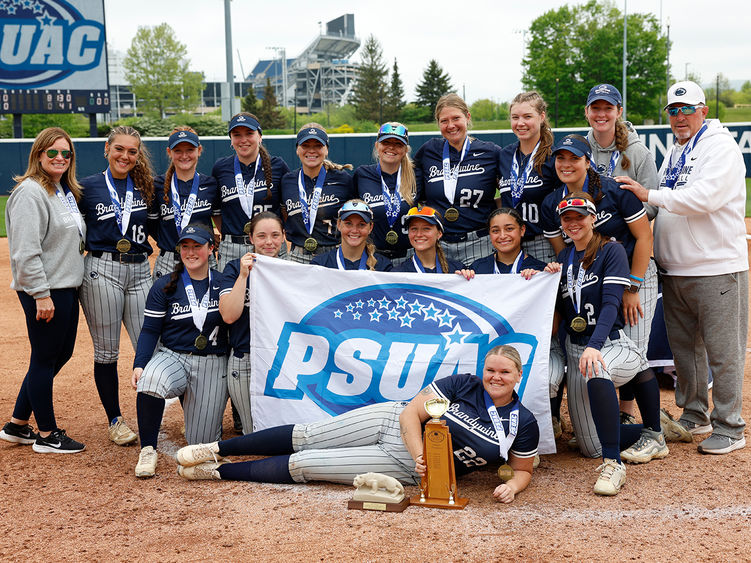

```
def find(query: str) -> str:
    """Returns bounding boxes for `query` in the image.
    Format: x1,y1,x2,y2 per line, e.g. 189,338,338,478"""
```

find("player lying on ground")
176,345,539,504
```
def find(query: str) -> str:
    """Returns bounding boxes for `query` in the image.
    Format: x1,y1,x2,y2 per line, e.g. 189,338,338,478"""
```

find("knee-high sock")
136,393,165,449
632,368,661,431
618,380,635,402
94,362,121,422
217,455,295,483
217,424,295,457
587,378,621,462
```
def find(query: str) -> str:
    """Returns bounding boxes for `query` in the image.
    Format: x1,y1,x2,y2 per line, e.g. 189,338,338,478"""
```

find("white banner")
250,256,561,454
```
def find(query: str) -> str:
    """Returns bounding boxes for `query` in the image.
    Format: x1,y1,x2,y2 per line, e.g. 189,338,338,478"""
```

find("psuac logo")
264,283,538,415
0,0,105,87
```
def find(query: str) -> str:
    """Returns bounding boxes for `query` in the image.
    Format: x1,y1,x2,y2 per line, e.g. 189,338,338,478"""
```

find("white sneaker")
135,446,158,478
593,458,626,496
176,442,222,467
108,416,137,446
177,461,225,480
621,429,669,464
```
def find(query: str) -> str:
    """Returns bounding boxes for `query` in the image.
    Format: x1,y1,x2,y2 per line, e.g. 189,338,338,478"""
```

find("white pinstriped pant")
227,353,252,434
522,234,556,264
443,232,494,268
623,259,658,372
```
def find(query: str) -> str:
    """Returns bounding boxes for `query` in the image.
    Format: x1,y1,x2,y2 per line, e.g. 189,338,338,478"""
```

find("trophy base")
347,498,410,512
409,495,469,510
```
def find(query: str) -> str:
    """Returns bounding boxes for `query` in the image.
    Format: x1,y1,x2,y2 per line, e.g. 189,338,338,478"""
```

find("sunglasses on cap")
338,200,373,218
667,105,703,116
378,123,408,137
406,205,439,218
45,149,72,159
557,198,597,215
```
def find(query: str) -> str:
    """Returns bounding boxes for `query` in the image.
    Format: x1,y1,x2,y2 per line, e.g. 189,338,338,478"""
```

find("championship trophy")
409,398,468,509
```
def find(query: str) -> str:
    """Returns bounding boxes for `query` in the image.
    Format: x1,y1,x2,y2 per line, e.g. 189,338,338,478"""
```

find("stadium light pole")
224,0,234,116
622,0,627,120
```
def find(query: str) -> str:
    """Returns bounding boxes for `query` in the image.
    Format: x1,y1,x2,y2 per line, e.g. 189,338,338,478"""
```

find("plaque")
116,238,131,253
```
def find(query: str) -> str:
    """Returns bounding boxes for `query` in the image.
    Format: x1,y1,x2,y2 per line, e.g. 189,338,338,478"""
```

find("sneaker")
620,429,669,463
532,454,540,468
567,435,578,449
32,429,85,454
552,416,562,439
619,411,637,425
176,442,223,467
593,458,626,496
678,419,712,435
697,434,746,455
135,446,158,478
660,409,692,443
0,422,39,445
177,461,225,480
108,416,137,446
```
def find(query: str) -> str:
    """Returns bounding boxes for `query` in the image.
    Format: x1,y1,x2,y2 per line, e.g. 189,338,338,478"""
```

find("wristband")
628,274,644,283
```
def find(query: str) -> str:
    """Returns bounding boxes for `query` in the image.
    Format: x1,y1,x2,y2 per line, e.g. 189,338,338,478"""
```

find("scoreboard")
1,89,110,114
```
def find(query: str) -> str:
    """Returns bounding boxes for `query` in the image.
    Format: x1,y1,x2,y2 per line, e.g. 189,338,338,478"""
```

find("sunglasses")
339,200,373,216
667,105,702,117
557,198,596,214
378,123,408,137
45,149,72,159
406,205,438,218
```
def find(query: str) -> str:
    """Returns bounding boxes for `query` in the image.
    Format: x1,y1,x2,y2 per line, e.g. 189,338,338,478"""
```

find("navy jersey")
431,374,539,474
392,255,466,274
149,173,221,252
469,252,546,274
134,269,228,367
414,138,503,238
497,143,559,239
555,242,630,347
353,164,413,256
212,154,290,235
541,175,646,260
311,248,393,271
280,167,356,248
218,258,250,354
79,172,152,254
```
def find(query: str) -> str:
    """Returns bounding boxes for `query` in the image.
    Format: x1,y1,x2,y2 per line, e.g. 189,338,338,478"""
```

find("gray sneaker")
620,428,669,464
660,409,693,442
697,434,746,455
678,418,712,435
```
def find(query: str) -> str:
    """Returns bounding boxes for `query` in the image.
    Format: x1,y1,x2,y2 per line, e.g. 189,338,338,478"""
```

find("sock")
218,424,295,457
587,378,621,462
94,362,121,422
136,393,165,449
618,380,635,402
620,423,644,450
632,369,661,431
550,383,564,420
217,455,295,483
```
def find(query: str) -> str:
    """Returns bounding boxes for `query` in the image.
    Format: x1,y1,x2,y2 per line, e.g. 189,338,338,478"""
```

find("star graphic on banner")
399,313,415,328
386,308,400,321
21,0,32,8
37,9,55,26
394,296,407,309
355,300,364,309
369,310,382,322
437,308,457,328
408,298,424,315
352,311,362,321
378,297,391,310
7,4,17,14
333,309,343,319
367,298,376,308
32,0,43,13
442,323,471,346
345,303,355,313
422,303,440,322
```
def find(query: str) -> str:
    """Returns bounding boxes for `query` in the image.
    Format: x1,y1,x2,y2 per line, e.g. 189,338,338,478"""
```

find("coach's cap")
557,194,597,217
177,225,214,246
377,122,409,145
403,205,444,231
338,200,373,223
664,81,705,110
552,135,592,160
228,114,262,134
586,83,622,107
168,130,200,149
296,127,329,147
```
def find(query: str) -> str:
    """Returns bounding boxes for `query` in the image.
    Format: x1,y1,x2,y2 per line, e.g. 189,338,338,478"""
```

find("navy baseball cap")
586,83,622,106
296,127,329,146
338,200,373,222
552,135,592,160
178,225,214,246
168,130,200,149
377,123,409,145
228,114,262,134
403,206,444,232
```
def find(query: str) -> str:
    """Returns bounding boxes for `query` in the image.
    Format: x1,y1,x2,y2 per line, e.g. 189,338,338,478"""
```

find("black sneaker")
32,429,85,454
0,421,39,445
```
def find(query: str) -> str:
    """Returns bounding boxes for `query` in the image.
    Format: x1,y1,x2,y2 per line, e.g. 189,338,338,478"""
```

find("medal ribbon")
566,247,587,316
234,155,261,220
297,168,327,235
104,168,134,236
663,123,707,189
561,173,590,197
591,150,620,177
441,137,470,204
181,270,212,334
336,247,367,271
412,253,443,274
510,141,539,206
55,183,83,239
493,250,524,274
377,164,402,228
170,172,201,235
483,391,519,461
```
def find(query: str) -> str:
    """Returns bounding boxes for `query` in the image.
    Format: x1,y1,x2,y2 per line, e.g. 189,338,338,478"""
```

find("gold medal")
570,316,587,333
444,207,459,222
303,237,318,252
79,240,85,255
243,222,252,234
194,334,208,350
116,238,131,253
497,464,515,482
385,230,399,245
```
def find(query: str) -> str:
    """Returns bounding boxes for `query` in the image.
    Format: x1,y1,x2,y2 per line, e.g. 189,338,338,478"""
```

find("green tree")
124,23,204,118
522,0,667,125
256,77,286,129
351,35,388,122
242,86,258,114
470,99,509,121
415,59,453,117
386,58,405,122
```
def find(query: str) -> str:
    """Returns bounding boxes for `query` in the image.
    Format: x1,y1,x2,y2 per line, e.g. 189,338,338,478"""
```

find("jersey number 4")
454,446,487,468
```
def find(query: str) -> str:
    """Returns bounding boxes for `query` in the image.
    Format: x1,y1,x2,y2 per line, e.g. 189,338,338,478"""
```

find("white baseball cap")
664,81,705,110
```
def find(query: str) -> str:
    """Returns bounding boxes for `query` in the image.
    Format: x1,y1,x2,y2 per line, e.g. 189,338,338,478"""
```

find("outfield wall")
1,123,750,194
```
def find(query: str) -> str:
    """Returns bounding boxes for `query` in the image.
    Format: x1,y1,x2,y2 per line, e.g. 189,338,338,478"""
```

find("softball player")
175,345,539,504
353,122,416,265
280,123,356,264
311,200,393,271
131,223,228,478
413,93,503,266
79,125,155,447
212,113,290,271
218,212,286,434
151,128,222,279
391,206,467,274
497,91,559,264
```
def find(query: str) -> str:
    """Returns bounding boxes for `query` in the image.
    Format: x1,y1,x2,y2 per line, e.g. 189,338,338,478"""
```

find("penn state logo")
237,116,246,121
265,283,537,414
594,84,611,94
0,0,105,88
563,138,573,145
674,87,687,96
178,131,187,138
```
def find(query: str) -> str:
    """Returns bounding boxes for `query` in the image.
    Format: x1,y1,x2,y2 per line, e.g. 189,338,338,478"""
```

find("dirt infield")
2,236,751,563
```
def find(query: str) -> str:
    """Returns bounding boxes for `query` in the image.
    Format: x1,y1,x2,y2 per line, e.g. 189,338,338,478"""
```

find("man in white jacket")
618,81,747,455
